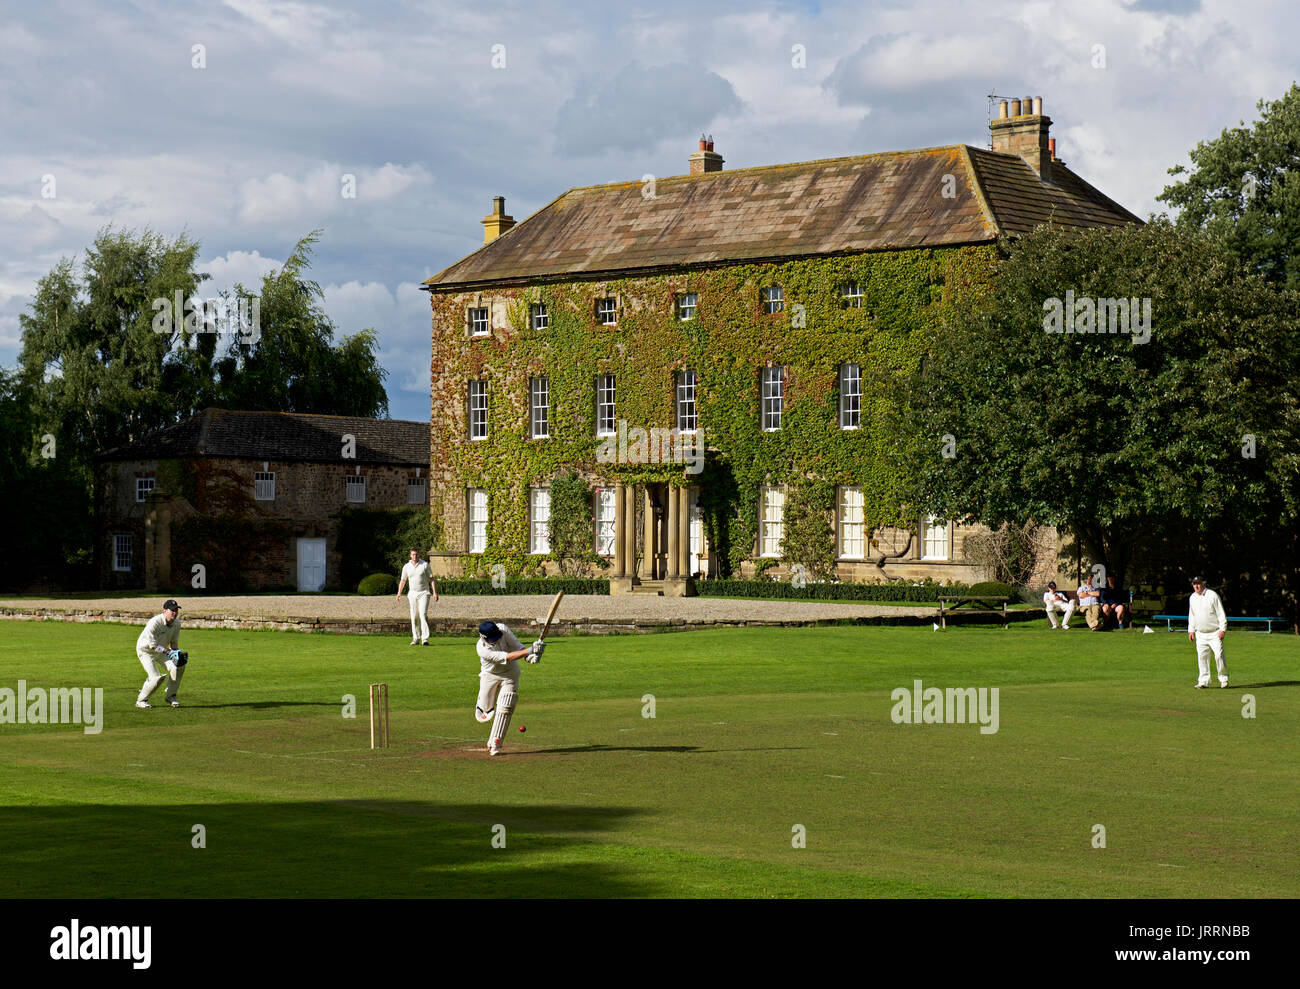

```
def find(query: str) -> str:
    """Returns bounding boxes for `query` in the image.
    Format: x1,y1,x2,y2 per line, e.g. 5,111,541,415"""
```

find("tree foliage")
897,219,1300,601
779,476,837,582
1158,83,1300,291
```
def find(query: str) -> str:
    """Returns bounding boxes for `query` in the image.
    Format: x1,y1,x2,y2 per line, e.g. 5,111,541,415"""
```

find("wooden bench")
1153,615,1290,634
938,596,1010,629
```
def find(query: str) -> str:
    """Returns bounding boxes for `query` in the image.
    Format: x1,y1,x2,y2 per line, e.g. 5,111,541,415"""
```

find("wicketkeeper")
474,620,543,756
135,599,188,709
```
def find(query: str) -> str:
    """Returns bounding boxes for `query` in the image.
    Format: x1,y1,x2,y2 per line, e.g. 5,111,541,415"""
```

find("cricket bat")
539,590,565,642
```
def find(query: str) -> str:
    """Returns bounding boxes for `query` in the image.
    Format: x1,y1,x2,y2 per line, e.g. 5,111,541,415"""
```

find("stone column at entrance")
643,487,656,581
667,486,681,579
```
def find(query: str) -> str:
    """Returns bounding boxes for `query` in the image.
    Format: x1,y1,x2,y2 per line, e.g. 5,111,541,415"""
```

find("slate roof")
423,145,1141,291
97,409,430,466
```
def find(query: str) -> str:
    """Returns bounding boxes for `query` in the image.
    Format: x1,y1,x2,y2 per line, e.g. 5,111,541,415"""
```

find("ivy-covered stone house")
422,98,1139,595
96,408,430,591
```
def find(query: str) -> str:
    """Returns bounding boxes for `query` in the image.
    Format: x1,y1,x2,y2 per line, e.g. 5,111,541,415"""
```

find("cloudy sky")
2,0,1294,422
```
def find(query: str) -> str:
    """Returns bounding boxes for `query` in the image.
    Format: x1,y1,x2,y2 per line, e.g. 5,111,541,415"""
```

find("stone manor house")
423,97,1139,595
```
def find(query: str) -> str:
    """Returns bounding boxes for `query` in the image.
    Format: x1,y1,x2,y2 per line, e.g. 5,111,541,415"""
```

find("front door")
297,538,326,591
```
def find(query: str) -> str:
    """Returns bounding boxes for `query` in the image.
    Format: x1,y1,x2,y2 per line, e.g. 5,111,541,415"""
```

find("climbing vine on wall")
428,245,1000,576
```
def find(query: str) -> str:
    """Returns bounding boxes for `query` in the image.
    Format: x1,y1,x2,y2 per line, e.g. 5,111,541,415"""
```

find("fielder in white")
1042,581,1076,629
1188,576,1228,689
474,620,543,756
396,549,438,645
135,599,188,709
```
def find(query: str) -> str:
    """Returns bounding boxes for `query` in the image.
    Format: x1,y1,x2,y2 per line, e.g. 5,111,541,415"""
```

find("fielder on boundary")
474,620,543,756
1188,575,1228,689
135,599,188,709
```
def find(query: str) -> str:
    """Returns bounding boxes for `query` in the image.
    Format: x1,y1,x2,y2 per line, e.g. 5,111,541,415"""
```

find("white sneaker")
409,640,419,646
488,741,503,756
1061,624,1069,630
1220,679,1229,689
475,706,494,723
169,700,180,708
136,700,152,709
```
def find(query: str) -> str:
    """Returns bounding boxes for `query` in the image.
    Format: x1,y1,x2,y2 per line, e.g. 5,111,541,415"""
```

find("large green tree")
217,232,388,417
1158,83,1300,290
897,219,1300,612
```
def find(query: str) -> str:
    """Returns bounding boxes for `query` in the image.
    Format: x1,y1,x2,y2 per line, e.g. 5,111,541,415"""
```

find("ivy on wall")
428,245,999,577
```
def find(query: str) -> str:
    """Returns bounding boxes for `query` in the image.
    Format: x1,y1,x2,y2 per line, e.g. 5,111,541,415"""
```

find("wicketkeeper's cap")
478,621,503,641
163,599,181,612
1047,581,1057,589
1190,575,1206,585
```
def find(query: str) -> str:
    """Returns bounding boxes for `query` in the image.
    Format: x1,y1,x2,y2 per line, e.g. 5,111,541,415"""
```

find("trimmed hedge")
357,573,398,596
433,578,610,596
964,581,1016,598
697,580,967,602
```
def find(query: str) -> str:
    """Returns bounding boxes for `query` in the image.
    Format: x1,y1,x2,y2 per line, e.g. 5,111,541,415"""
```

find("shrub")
965,581,1015,598
433,578,609,596
357,573,398,596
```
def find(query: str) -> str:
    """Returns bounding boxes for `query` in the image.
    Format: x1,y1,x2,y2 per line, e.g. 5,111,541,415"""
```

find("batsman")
474,621,543,756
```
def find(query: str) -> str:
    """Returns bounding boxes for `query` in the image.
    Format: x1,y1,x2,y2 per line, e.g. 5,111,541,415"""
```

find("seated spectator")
1076,576,1102,630
1042,582,1076,629
1100,575,1129,629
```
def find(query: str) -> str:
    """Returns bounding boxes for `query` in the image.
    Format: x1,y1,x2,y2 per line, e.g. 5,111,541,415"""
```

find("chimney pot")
689,137,724,174
1048,137,1056,159
1009,98,1021,116
998,100,1008,119
1032,96,1043,115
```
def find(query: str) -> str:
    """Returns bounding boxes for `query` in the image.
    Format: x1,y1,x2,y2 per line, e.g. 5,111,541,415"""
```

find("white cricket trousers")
1194,631,1228,686
137,649,183,703
477,671,518,742
408,591,431,642
1045,600,1076,628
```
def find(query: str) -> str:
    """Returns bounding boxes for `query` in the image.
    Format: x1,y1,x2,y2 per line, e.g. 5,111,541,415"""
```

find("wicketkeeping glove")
168,649,188,667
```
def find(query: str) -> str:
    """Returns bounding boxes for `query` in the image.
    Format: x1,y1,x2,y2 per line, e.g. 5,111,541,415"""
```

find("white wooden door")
297,538,326,591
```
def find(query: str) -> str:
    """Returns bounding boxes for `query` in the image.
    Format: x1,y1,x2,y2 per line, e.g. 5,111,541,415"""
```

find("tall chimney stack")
689,134,724,175
990,95,1052,181
481,196,515,244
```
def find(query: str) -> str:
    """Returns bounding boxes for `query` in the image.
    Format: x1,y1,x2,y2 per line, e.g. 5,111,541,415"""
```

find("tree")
548,472,604,576
779,476,837,582
1158,83,1300,291
219,232,388,417
897,219,1300,607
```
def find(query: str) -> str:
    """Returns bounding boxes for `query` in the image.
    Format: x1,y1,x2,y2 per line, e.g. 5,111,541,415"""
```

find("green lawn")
1,620,1295,898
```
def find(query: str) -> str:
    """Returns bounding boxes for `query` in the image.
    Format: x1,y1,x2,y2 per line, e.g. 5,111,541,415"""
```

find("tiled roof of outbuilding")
96,409,430,466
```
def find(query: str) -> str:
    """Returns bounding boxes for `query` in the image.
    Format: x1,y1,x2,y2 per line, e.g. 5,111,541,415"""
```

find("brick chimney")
689,134,724,175
481,196,515,244
991,97,1052,181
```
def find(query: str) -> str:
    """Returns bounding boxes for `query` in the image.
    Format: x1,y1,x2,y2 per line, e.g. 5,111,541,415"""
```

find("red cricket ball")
518,725,526,733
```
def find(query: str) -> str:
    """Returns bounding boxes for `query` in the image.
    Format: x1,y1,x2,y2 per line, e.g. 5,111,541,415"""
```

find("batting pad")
491,683,517,740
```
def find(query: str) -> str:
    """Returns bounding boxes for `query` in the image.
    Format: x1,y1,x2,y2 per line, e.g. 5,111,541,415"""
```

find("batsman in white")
1188,575,1228,689
135,599,188,709
474,620,543,756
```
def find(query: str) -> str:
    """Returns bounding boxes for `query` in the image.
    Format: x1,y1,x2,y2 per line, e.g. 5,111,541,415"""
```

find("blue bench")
1152,615,1290,634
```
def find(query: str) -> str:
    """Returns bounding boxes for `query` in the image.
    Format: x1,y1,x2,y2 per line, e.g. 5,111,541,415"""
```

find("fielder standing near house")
135,599,187,709
1188,575,1229,689
396,548,438,645
474,620,543,756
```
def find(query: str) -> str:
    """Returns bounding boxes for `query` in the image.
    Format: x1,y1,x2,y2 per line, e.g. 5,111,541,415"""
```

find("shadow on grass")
0,800,653,898
1232,681,1300,689
525,744,809,755
180,701,342,710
